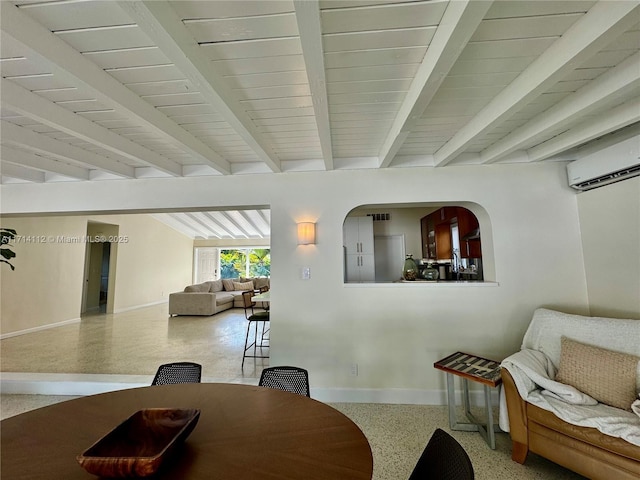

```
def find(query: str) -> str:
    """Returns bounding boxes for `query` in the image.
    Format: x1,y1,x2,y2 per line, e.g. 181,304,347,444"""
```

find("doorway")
82,221,118,314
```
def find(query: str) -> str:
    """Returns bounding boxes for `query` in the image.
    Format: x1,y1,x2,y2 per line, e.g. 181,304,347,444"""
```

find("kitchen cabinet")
421,207,482,260
344,216,375,282
456,207,482,258
344,252,376,283
421,215,436,259
435,223,452,260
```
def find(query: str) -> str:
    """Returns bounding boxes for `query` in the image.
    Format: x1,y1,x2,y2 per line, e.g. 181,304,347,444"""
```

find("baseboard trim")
0,318,81,340
113,300,168,314
312,387,500,406
1,373,499,407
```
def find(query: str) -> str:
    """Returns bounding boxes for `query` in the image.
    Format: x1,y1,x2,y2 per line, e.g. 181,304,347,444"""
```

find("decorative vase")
421,262,439,281
402,254,418,281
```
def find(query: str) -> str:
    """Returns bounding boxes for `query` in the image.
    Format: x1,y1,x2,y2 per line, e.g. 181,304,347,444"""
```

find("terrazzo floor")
1,304,586,479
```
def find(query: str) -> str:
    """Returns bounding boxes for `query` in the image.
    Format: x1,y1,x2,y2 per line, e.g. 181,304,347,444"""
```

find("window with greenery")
220,248,270,278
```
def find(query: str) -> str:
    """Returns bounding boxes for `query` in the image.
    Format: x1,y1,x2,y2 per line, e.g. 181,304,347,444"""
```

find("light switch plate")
301,267,311,280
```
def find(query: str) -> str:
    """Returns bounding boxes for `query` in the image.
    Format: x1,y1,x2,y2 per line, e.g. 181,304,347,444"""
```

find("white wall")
1,163,595,400
0,214,193,335
576,176,640,318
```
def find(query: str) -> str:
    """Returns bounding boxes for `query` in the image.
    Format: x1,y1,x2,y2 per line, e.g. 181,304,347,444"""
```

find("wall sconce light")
297,222,316,245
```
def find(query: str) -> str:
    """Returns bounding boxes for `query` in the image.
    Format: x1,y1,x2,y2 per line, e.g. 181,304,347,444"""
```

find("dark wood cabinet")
455,207,482,259
420,207,482,260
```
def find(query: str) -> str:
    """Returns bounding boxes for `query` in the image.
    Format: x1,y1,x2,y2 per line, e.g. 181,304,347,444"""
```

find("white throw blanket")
500,348,640,447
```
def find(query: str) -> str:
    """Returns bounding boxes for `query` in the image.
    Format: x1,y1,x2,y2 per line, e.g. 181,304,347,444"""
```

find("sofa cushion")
233,281,254,291
222,278,238,291
215,292,235,305
207,279,223,292
184,283,209,293
254,277,270,289
556,336,640,411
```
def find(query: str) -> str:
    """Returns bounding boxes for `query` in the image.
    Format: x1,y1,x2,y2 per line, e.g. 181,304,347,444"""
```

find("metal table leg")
445,373,499,449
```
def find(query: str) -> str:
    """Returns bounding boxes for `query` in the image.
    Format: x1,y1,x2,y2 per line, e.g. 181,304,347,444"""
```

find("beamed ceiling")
1,0,639,239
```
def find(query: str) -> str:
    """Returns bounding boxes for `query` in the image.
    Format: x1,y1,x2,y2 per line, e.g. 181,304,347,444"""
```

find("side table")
434,351,502,449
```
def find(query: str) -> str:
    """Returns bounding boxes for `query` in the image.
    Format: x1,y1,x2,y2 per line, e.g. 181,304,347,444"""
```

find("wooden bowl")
76,408,200,477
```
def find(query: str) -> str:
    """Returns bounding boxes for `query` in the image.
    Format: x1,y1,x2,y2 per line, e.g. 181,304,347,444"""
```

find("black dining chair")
151,362,202,386
241,291,270,368
408,428,474,480
258,366,310,397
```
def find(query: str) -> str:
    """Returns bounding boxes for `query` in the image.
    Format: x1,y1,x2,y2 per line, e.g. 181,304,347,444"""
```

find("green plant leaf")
1,248,17,260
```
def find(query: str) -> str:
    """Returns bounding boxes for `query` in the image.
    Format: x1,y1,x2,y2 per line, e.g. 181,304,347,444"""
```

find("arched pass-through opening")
343,202,495,283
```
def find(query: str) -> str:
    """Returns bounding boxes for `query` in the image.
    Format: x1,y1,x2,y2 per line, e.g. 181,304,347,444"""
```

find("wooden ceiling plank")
294,0,332,170
527,98,640,162
1,2,231,175
434,1,640,167
1,79,182,176
481,51,640,164
1,144,89,180
378,0,493,168
119,1,281,173
1,120,134,178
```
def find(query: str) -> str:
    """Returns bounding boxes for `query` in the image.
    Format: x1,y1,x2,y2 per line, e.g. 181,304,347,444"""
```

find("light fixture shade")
297,222,316,245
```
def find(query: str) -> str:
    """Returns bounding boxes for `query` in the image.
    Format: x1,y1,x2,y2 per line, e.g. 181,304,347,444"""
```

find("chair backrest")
258,366,310,397
259,285,269,293
408,428,474,480
241,290,256,317
151,362,202,386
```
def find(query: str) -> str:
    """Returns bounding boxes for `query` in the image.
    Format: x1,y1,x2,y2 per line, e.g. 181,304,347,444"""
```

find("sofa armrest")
501,368,529,463
168,292,216,316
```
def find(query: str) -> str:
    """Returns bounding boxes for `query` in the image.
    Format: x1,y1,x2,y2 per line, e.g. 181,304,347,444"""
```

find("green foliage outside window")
220,249,246,278
249,249,270,277
220,248,270,278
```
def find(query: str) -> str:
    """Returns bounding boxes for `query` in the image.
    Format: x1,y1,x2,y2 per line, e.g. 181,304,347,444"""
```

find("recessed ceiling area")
0,0,638,184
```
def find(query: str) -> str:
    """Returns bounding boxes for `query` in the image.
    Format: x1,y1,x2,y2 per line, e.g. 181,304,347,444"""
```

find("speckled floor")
1,304,585,479
1,304,267,380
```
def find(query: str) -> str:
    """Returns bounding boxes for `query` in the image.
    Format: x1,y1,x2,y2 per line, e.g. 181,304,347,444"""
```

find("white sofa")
168,278,269,316
500,308,640,479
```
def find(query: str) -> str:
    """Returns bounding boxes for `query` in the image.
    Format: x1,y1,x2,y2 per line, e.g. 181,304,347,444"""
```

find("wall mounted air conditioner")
567,134,640,191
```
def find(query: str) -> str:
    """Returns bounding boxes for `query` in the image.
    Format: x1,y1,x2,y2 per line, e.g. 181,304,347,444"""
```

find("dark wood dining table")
1,383,373,479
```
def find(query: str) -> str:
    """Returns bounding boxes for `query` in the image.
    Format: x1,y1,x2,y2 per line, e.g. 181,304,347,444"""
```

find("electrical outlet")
301,267,311,280
350,363,358,376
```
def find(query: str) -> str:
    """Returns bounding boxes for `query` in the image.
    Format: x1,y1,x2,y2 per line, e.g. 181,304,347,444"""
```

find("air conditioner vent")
366,213,390,221
570,162,640,191
567,134,640,191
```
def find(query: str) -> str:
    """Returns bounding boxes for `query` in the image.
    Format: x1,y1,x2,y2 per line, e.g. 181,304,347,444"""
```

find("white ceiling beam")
378,0,493,168
1,79,182,176
238,210,264,239
150,213,198,239
576,122,640,158
527,99,640,162
201,212,236,238
117,1,281,173
1,144,90,180
294,0,333,170
0,2,231,175
434,0,640,167
168,213,211,239
0,162,45,183
220,211,251,238
186,212,223,238
1,121,134,178
481,51,640,164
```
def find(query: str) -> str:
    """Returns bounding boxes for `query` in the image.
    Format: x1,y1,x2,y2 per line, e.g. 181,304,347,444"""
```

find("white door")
194,247,218,283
